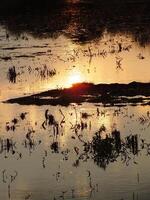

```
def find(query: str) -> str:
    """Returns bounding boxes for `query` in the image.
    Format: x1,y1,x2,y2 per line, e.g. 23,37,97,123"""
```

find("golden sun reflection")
66,72,84,87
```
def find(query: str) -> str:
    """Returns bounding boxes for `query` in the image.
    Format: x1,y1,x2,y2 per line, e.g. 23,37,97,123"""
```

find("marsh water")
0,0,150,199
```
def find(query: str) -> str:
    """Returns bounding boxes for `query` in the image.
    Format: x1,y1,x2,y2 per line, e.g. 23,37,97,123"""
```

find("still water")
0,0,150,199
0,28,150,101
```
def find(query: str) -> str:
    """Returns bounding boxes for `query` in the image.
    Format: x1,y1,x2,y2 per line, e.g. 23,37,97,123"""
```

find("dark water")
1,0,150,45
0,0,150,200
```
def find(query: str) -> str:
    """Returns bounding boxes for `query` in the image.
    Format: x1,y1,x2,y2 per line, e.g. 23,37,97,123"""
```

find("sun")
67,73,83,87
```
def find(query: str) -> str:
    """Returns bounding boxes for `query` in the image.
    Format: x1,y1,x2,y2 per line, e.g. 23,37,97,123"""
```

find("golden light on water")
66,71,85,87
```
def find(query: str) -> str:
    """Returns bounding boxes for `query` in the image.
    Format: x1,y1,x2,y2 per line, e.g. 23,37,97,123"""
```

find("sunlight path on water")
0,1,150,200
0,26,150,101
0,102,150,199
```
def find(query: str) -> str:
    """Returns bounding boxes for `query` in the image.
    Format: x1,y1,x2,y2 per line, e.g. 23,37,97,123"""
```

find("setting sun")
67,73,83,87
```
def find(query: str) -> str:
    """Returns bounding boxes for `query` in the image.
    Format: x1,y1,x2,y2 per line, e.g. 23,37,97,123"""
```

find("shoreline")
5,81,150,106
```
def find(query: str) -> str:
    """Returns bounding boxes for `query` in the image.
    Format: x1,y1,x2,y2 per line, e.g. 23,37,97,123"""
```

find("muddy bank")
5,82,150,106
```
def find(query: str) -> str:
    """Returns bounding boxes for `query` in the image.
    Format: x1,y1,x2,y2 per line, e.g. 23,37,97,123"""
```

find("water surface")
0,0,150,199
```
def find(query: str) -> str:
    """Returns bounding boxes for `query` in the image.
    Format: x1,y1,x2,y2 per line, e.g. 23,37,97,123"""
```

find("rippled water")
0,0,150,199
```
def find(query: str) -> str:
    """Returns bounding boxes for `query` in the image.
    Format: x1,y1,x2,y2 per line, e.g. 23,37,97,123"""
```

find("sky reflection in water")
0,1,150,200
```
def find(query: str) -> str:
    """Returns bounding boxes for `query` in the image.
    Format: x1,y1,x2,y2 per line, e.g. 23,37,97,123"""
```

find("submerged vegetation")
0,105,150,199
1,108,150,169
